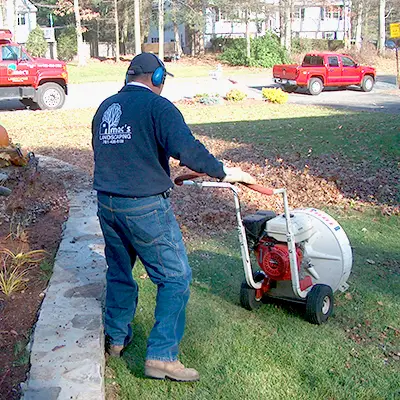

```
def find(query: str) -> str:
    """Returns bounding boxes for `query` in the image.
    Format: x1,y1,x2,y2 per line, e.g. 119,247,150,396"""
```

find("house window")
17,13,26,25
151,37,159,43
325,7,340,19
212,7,220,22
323,32,335,40
294,8,305,19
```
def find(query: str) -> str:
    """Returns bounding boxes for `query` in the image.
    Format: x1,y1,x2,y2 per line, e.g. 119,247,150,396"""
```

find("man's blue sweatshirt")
92,85,225,197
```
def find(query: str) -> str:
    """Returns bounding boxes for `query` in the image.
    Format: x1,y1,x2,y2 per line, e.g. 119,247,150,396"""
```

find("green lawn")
67,60,268,84
1,97,398,399
104,103,399,399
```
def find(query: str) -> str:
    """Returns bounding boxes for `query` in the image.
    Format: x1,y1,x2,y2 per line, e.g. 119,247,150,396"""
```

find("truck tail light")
62,64,67,71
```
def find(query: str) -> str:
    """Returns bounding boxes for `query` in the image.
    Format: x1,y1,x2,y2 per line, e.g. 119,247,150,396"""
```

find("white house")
146,0,352,51
292,3,351,40
0,0,37,43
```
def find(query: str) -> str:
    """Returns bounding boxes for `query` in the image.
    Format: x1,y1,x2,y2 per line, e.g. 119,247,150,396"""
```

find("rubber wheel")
308,77,324,95
305,284,334,324
37,83,66,110
283,85,297,93
240,271,265,311
361,75,374,92
21,98,39,110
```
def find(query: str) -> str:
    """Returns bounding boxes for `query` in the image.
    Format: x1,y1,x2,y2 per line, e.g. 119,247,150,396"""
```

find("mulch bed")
0,163,68,400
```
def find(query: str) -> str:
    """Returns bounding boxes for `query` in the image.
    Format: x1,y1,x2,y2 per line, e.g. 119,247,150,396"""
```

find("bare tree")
73,0,86,65
114,0,120,61
378,0,386,54
158,0,164,60
134,0,141,54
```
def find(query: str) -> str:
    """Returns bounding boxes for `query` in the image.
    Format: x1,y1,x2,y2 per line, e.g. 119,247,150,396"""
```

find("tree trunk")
172,0,183,57
13,0,17,42
121,4,129,55
378,0,386,55
134,0,141,54
158,0,164,61
73,0,86,66
284,0,292,54
114,0,120,62
343,0,350,49
279,0,285,46
355,0,363,50
245,9,251,61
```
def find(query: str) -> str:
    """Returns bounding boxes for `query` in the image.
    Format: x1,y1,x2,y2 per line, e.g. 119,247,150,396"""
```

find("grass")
66,59,269,84
1,103,399,175
108,209,399,400
0,101,398,398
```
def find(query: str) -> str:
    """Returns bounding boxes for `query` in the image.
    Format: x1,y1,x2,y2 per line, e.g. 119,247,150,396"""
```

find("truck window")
341,56,356,67
2,45,19,61
328,56,339,67
302,55,324,66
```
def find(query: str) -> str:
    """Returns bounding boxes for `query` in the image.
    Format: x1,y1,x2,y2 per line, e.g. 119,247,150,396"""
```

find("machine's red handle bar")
174,173,275,196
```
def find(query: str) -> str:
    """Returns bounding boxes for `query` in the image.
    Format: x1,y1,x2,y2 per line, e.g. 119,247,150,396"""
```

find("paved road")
0,74,399,113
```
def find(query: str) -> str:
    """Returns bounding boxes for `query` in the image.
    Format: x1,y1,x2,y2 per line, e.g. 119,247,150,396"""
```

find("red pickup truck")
0,29,68,110
273,52,376,95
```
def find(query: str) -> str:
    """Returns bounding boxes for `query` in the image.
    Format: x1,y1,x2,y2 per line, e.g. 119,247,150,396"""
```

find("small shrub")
26,26,47,57
219,33,290,67
57,27,77,61
262,88,288,104
225,89,247,102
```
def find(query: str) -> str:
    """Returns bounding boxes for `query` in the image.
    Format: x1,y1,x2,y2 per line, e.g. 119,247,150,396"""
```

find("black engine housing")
243,210,276,247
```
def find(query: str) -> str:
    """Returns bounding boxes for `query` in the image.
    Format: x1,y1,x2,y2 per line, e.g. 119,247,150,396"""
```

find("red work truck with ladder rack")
0,29,68,110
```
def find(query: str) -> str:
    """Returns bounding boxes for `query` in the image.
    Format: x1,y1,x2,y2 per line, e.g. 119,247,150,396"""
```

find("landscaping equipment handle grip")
174,173,275,195
242,183,274,195
174,172,206,186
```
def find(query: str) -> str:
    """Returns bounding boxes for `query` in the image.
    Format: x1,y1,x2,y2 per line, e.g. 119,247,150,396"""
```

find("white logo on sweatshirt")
99,103,132,144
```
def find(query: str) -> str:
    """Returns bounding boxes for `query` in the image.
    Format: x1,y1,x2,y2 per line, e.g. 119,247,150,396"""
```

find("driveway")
0,74,399,113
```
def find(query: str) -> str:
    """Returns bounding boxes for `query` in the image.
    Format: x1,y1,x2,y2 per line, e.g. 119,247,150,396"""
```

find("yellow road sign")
390,23,400,38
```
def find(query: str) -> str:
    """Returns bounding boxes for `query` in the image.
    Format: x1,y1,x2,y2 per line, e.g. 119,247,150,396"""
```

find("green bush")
225,89,247,101
26,27,47,57
219,33,290,67
261,88,288,104
57,27,77,62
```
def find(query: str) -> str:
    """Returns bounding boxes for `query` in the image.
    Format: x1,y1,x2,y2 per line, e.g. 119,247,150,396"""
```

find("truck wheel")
37,83,66,110
308,78,323,96
361,75,374,92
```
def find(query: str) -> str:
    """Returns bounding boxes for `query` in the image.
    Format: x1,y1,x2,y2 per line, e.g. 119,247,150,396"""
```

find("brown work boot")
107,344,124,357
105,334,133,358
144,360,200,382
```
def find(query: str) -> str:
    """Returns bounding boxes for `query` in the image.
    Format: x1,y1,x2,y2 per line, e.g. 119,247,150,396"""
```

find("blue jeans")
97,191,192,361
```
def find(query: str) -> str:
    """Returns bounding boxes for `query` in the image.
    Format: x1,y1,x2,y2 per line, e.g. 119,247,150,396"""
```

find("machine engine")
243,210,314,282
255,240,303,281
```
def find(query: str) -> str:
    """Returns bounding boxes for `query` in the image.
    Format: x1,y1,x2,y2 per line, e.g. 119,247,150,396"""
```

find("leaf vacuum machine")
175,173,353,324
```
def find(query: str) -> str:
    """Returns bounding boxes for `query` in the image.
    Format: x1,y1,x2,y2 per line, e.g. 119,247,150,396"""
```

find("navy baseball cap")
126,52,174,77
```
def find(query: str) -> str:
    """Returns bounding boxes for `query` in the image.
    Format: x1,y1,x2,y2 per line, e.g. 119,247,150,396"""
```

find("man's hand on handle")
222,166,256,185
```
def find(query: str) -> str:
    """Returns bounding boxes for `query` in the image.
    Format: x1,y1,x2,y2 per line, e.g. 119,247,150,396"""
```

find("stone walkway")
21,156,106,400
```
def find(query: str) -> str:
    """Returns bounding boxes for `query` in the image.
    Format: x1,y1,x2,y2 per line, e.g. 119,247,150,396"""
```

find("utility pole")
114,0,120,62
134,0,141,54
158,0,164,61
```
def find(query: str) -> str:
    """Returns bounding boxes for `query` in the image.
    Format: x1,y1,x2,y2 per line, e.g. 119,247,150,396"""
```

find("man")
92,52,255,382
